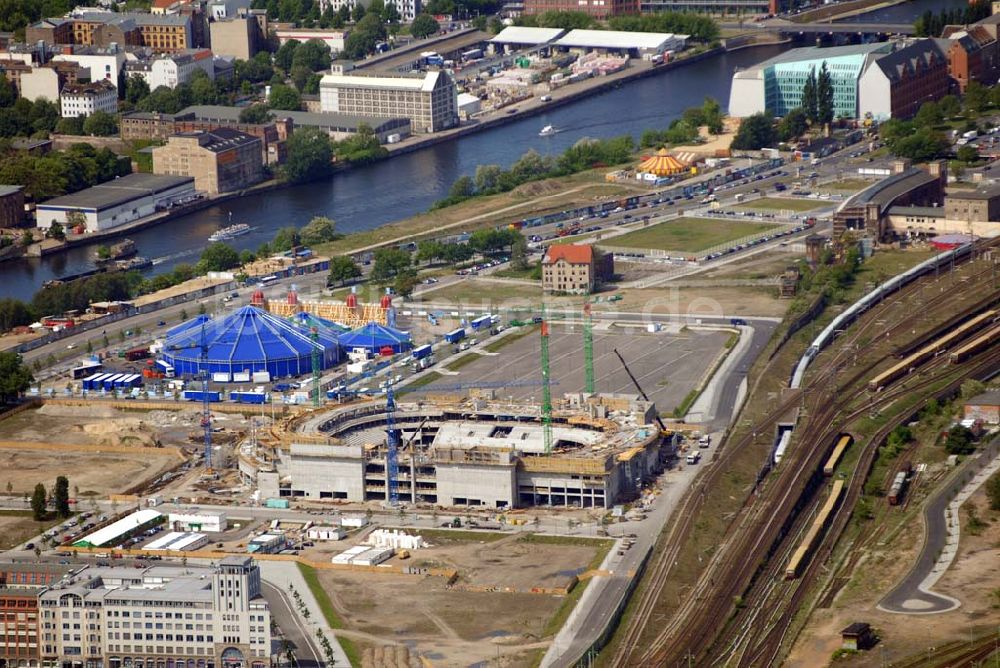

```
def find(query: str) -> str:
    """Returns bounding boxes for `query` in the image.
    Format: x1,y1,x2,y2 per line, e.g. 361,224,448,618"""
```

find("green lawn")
295,563,362,667
601,218,779,253
823,179,876,191
396,371,442,396
738,197,823,212
444,353,479,371
422,280,542,304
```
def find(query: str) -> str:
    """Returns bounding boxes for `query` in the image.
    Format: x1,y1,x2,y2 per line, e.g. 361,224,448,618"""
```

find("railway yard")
605,241,1000,667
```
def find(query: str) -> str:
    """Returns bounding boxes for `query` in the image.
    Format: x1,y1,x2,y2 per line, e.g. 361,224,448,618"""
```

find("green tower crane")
541,303,553,455
310,325,321,407
583,302,594,394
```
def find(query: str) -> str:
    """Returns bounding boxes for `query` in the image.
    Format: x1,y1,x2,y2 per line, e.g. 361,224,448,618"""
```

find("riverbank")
790,0,915,22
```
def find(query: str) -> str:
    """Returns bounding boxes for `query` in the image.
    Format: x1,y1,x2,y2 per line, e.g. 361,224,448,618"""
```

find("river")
4,0,964,300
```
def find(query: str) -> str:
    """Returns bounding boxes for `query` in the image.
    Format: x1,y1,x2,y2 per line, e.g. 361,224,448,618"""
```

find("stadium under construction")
242,392,669,509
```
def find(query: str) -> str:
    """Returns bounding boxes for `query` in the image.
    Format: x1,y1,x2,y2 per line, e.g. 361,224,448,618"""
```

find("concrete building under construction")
244,393,666,509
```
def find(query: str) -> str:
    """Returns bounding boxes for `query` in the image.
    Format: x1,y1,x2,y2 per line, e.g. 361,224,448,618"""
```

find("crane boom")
614,348,667,432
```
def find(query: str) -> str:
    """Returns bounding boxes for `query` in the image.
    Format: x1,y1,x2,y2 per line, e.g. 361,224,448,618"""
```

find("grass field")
0,510,67,550
602,218,779,252
421,280,542,305
296,563,362,667
738,197,823,212
824,179,876,191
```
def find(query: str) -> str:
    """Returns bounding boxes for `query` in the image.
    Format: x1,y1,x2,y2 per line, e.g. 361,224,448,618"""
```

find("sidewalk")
259,561,351,666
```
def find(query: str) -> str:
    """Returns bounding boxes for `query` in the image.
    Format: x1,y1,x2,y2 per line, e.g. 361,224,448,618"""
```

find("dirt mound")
78,417,159,448
361,644,421,668
511,179,565,198
36,403,121,419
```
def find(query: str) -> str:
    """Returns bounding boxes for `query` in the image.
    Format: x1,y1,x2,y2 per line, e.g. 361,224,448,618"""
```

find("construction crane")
614,348,668,435
540,303,553,455
310,326,321,407
384,381,400,507
583,302,594,394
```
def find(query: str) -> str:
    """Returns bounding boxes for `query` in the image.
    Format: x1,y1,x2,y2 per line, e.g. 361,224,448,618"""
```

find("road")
879,434,1000,615
262,581,326,668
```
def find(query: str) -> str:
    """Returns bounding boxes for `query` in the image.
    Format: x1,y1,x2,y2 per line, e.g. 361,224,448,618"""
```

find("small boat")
95,239,137,265
208,223,251,242
539,125,558,137
115,256,152,272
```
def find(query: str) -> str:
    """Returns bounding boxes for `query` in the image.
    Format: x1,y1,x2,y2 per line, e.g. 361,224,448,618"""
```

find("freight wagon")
823,434,853,476
949,323,1000,363
784,480,845,579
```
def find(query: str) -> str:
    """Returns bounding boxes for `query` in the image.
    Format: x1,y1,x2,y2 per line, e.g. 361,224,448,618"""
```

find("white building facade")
127,50,215,90
39,557,272,668
60,80,118,118
319,69,457,133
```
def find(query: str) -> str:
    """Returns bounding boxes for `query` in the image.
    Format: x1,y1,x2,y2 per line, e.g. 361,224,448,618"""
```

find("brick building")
0,186,24,228
964,389,1000,424
121,111,290,164
0,563,71,668
939,27,1000,91
27,12,191,52
152,128,264,194
541,244,613,294
524,0,637,17
858,39,950,120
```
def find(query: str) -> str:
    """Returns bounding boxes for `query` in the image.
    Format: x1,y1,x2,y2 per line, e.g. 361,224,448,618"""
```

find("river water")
5,0,962,300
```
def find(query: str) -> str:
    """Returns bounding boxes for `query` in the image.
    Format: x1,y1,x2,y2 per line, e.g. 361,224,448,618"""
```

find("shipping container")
444,328,466,344
264,498,290,509
102,374,124,390
233,371,251,383
229,391,267,404
72,361,103,379
183,390,222,402
212,372,231,383
252,371,271,383
412,344,433,360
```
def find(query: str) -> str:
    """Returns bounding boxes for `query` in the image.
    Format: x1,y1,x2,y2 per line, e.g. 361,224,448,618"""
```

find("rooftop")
38,173,194,212
743,41,891,73
178,104,409,132
843,167,938,211
887,205,943,217
61,79,116,95
0,185,22,197
873,39,945,83
169,126,261,151
543,244,593,265
489,26,565,45
320,70,441,92
73,509,162,548
946,184,1000,200
554,29,686,51
968,389,1000,405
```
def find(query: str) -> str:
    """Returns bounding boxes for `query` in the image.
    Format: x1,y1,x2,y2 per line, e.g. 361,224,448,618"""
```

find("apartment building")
27,13,191,52
60,80,118,118
152,128,263,194
0,564,73,668
124,50,214,90
319,69,458,133
541,244,613,294
38,558,271,668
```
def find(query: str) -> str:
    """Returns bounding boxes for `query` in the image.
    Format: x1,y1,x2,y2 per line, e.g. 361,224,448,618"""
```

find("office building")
541,243,612,294
124,49,214,90
730,40,951,121
38,558,272,668
319,69,457,133
152,128,263,195
0,564,72,668
60,80,118,118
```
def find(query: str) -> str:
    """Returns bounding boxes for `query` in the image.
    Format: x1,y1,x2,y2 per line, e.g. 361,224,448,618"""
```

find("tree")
448,175,475,199
46,221,65,241
939,94,961,118
301,216,337,245
986,471,1000,511
125,74,150,105
352,2,367,21
82,110,117,137
30,483,46,521
816,61,834,127
239,104,273,124
474,164,503,193
292,40,332,72
778,107,808,141
370,247,411,282
55,115,84,135
890,127,949,162
411,13,440,38
0,351,32,403
801,66,818,124
944,425,975,455
54,476,70,518
327,256,361,286
198,242,241,272
956,144,979,163
964,81,990,114
393,267,419,297
275,39,300,72
415,239,445,264
269,84,301,111
960,379,985,399
271,226,301,252
914,100,943,128
282,127,333,184
730,113,777,150
0,298,32,332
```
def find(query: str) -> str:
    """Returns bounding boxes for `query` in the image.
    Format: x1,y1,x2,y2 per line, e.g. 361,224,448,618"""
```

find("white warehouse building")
36,173,196,233
168,512,228,533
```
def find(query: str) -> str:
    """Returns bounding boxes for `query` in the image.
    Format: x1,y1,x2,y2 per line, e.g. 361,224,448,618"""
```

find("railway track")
610,249,1000,667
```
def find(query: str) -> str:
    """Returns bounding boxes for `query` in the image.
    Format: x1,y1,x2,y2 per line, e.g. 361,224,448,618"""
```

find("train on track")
823,434,853,476
791,243,974,389
867,310,998,392
949,323,1000,363
784,479,845,579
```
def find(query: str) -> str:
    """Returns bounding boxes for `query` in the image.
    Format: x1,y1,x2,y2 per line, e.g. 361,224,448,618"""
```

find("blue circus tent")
289,311,350,335
339,322,412,355
165,314,211,339
162,306,340,378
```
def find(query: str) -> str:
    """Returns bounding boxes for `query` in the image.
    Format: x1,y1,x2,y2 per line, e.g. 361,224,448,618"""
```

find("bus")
260,275,280,287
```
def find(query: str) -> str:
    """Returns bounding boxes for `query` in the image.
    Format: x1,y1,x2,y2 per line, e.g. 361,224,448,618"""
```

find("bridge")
721,20,915,35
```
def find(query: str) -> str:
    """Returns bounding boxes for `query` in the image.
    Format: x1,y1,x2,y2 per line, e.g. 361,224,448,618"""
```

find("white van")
686,451,701,464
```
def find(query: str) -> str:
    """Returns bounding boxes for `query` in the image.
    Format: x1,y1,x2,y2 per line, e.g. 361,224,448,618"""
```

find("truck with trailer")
412,344,433,360
229,391,267,404
155,360,175,378
125,347,150,361
470,315,492,331
72,361,103,379
444,328,466,344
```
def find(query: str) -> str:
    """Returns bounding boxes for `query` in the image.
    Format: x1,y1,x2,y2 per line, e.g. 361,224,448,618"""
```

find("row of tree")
0,141,130,201
913,0,990,37
640,97,724,148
